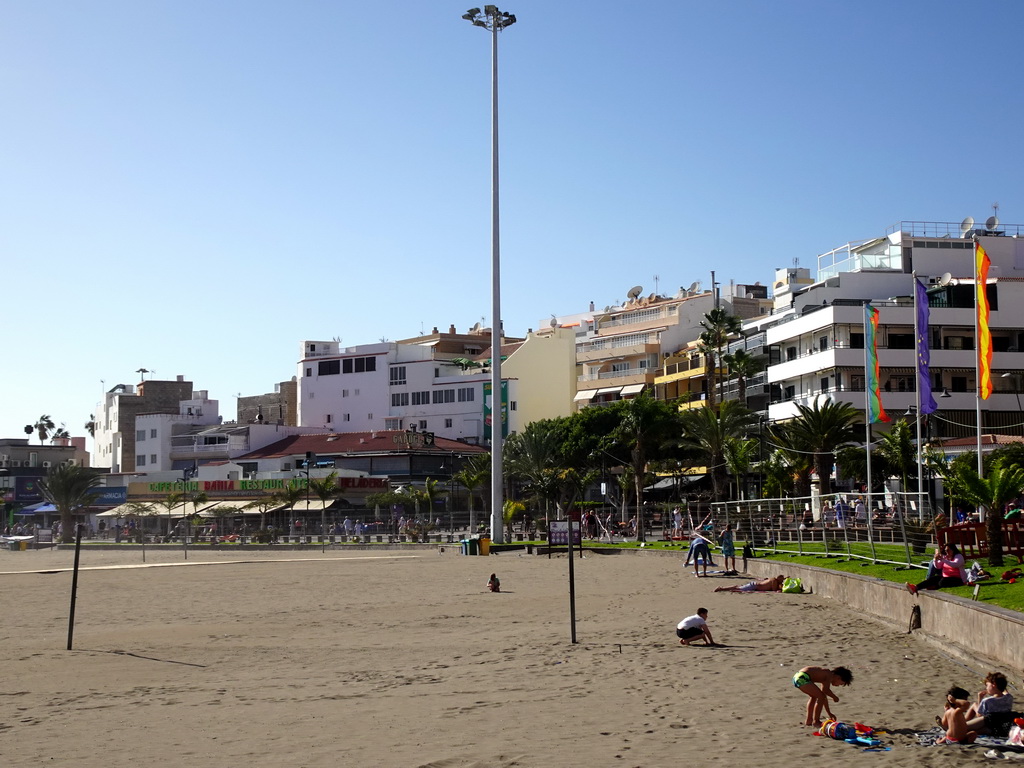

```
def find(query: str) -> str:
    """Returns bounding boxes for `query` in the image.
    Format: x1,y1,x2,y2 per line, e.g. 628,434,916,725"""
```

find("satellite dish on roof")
960,216,975,234
647,292,657,302
938,272,953,287
986,215,1000,231
549,314,558,328
627,285,643,300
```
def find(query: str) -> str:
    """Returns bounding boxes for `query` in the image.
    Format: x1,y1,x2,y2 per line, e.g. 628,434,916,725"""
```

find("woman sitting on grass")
906,543,967,596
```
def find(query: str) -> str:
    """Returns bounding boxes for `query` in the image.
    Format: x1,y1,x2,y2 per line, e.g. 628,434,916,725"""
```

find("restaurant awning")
95,501,221,518
573,389,598,401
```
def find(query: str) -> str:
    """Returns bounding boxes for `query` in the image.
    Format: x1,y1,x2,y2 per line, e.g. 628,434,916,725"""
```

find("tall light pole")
463,5,516,544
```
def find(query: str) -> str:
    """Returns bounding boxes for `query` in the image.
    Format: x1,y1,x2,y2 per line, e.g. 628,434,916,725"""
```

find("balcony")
577,368,651,388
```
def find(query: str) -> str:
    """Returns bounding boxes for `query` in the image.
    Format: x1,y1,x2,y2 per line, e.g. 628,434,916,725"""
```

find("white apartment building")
571,281,769,409
765,220,1024,439
296,325,576,443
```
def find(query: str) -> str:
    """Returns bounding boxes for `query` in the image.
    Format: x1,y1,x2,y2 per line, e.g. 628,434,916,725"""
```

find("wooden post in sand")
67,523,84,650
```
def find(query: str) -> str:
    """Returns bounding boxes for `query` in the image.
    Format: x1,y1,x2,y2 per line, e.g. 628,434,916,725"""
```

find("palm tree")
875,418,917,493
502,499,526,540
51,427,70,442
948,464,1024,566
84,415,97,438
678,400,758,502
610,394,680,541
422,477,447,526
39,463,102,543
505,422,565,522
722,348,762,405
454,453,490,533
782,398,862,498
25,415,55,445
310,471,339,535
723,435,759,500
697,308,743,410
273,484,307,533
766,421,815,497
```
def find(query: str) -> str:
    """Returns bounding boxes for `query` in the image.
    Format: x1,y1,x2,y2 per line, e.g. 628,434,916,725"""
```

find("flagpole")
863,301,877,562
912,273,926,523
974,239,985,478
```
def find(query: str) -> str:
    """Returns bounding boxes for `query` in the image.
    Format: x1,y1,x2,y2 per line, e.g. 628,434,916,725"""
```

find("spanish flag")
976,241,993,399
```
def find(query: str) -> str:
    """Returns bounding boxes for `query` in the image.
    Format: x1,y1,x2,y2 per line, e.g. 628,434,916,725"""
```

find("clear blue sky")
3,1,1022,443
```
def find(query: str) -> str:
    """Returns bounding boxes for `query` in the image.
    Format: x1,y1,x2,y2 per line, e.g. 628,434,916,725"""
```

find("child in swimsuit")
792,665,853,727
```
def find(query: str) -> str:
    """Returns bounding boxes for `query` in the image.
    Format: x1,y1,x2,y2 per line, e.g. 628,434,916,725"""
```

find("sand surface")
0,546,1011,767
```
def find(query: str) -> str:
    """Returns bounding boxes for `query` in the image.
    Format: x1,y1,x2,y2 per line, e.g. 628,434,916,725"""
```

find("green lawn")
540,538,1024,615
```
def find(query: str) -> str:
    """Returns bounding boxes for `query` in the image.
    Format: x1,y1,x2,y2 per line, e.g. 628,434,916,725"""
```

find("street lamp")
463,5,516,545
181,462,197,560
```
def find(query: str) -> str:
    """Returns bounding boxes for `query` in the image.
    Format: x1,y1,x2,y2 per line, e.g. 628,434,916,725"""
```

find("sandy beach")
0,546,1011,767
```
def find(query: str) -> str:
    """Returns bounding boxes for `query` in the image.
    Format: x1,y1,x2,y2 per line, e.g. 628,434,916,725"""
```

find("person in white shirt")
675,608,717,646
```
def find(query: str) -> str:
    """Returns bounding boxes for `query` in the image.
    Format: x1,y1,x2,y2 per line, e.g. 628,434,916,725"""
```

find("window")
850,332,864,349
150,454,157,464
818,336,829,351
510,401,517,411
137,455,146,466
390,366,407,385
457,387,475,402
305,367,312,377
150,429,157,438
137,430,146,441
820,377,830,393
432,389,455,404
888,333,915,350
783,385,795,399
391,392,410,407
786,347,797,361
345,356,378,374
318,360,341,375
419,420,427,430
326,414,333,423
412,391,430,405
342,389,349,397
444,418,453,428
386,418,401,430
343,413,350,422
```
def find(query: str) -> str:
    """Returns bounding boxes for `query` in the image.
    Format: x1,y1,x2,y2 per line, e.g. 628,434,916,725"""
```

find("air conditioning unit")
0,460,7,468
66,458,78,466
42,461,52,468
0,454,8,461
10,460,21,467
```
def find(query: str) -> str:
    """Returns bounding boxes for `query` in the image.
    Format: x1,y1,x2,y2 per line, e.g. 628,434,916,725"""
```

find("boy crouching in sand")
792,665,853,727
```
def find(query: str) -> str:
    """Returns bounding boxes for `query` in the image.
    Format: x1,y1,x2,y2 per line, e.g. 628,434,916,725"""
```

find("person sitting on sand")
715,575,785,593
961,672,1022,738
487,573,500,593
792,665,852,727
936,685,975,744
675,608,717,646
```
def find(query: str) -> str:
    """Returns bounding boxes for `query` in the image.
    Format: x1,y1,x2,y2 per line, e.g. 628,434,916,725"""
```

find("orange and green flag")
976,241,993,399
864,304,889,423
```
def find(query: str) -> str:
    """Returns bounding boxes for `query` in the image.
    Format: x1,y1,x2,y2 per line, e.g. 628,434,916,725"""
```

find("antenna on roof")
653,274,660,295
986,203,1000,232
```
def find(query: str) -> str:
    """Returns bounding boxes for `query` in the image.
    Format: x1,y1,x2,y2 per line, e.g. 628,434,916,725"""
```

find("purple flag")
915,278,938,415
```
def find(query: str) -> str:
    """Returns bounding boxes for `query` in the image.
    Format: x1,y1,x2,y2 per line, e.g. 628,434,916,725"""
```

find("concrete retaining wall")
744,556,1024,672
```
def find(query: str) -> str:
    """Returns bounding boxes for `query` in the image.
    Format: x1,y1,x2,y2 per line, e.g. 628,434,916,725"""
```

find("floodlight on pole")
463,5,516,544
